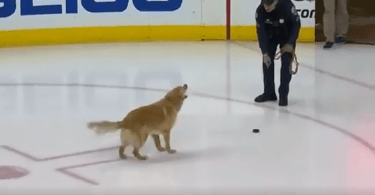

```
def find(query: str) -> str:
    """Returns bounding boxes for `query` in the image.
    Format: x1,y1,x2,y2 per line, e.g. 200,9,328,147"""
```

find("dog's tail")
87,120,122,135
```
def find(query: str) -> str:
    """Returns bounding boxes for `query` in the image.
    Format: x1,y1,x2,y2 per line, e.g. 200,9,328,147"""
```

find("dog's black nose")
184,95,188,99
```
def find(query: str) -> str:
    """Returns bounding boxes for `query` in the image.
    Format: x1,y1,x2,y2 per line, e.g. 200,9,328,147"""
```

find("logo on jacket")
265,19,272,24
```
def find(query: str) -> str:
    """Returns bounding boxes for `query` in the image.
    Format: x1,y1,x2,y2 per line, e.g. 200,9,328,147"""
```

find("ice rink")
0,41,374,194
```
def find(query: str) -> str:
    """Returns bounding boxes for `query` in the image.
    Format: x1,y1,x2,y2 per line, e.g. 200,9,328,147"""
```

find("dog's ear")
183,84,188,90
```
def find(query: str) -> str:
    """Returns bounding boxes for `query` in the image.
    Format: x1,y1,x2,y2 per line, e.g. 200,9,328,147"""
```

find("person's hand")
263,53,271,68
280,44,294,54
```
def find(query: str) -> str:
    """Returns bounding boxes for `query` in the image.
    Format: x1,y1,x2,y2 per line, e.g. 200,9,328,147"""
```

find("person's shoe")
279,96,288,106
335,36,346,44
323,42,334,49
254,93,277,103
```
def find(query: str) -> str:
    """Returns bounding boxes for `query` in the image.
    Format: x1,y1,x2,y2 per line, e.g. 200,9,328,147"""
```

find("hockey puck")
253,129,259,133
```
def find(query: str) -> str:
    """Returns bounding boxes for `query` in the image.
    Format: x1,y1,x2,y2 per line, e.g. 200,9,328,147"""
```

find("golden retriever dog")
87,84,188,160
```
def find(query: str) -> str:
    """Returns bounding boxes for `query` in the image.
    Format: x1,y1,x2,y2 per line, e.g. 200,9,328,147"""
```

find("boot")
279,96,288,106
323,42,334,49
335,36,346,44
254,93,277,103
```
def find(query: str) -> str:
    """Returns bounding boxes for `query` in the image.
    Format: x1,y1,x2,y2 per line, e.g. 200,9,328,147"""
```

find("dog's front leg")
163,131,176,154
152,134,166,152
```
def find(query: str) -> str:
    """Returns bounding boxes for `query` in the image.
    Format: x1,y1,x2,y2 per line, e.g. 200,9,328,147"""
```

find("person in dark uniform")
254,0,301,106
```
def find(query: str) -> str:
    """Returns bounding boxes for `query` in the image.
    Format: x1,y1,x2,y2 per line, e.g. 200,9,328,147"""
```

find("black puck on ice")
253,129,259,133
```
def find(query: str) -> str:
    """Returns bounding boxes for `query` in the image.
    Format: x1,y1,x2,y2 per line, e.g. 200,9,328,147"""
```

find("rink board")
0,0,315,47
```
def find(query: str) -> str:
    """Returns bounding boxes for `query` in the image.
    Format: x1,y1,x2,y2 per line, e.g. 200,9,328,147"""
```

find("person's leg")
335,0,349,43
278,42,295,106
323,0,336,48
255,38,278,103
278,51,294,106
263,41,278,96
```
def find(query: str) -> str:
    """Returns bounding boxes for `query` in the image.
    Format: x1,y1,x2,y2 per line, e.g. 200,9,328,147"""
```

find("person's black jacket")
255,0,301,54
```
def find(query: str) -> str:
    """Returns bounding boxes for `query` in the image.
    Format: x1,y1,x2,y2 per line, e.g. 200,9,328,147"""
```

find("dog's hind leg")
119,141,129,159
132,148,147,160
119,129,134,159
132,133,149,160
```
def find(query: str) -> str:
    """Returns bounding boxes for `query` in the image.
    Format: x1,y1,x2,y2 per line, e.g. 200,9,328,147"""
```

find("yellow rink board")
0,25,314,48
231,25,315,43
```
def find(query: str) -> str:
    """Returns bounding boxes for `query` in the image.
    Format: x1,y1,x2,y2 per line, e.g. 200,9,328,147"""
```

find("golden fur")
87,84,188,160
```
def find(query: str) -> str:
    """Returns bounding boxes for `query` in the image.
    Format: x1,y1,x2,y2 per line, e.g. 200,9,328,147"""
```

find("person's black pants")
262,37,295,97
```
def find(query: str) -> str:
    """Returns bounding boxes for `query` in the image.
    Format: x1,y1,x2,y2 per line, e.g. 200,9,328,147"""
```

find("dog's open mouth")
182,84,188,99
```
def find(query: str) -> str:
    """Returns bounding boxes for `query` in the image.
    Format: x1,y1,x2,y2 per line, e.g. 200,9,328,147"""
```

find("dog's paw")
119,154,127,159
167,149,176,154
136,155,148,161
157,147,166,152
